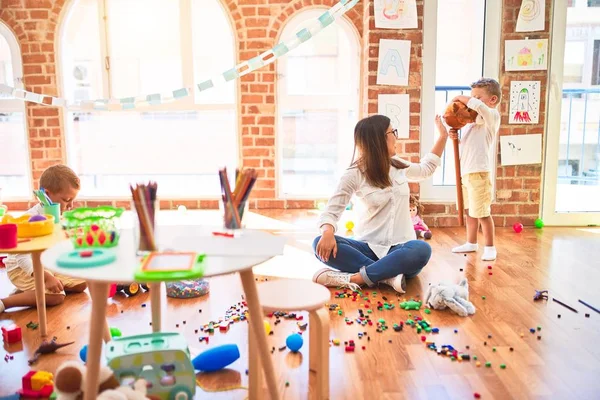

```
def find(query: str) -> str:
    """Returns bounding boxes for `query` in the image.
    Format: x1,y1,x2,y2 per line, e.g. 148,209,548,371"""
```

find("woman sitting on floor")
312,114,448,293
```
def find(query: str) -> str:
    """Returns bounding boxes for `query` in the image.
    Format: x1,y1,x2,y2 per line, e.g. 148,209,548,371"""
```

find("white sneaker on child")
482,246,497,261
380,274,406,294
452,242,478,253
312,268,361,291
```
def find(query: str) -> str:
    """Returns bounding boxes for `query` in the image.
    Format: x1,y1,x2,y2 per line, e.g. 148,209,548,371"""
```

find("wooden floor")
1,209,600,399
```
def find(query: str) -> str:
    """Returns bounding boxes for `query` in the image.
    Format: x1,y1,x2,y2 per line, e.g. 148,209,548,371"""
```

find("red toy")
513,222,523,233
2,324,22,344
18,370,54,398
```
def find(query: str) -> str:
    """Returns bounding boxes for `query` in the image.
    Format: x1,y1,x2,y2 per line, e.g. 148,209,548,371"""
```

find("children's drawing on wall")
374,0,418,29
505,39,548,71
509,81,540,124
377,39,411,86
516,0,545,32
378,94,410,139
500,134,542,166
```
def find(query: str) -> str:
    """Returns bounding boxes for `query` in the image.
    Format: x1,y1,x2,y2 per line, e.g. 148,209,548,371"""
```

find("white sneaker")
312,268,361,291
482,246,497,261
380,274,406,294
452,242,478,253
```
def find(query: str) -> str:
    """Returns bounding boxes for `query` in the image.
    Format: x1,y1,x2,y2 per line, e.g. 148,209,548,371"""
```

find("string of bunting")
0,0,359,111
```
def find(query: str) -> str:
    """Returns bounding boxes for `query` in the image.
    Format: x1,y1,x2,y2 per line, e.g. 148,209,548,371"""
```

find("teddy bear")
424,278,476,317
443,100,478,131
54,360,149,400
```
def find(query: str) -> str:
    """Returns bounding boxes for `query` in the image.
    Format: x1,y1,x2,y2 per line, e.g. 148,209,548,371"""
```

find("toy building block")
19,370,54,398
2,324,22,344
400,300,422,310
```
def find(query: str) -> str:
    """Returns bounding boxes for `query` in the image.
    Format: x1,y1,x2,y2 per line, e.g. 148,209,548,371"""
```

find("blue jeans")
312,236,431,287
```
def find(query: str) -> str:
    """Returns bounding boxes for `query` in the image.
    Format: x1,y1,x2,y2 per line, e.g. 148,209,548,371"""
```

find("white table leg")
31,251,47,337
248,322,262,399
239,270,279,400
84,282,110,400
149,282,162,333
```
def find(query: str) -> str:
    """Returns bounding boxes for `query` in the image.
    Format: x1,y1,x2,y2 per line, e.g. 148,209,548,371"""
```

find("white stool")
254,279,331,400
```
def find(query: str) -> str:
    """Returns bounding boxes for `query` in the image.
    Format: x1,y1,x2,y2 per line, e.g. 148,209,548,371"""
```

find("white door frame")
541,0,600,226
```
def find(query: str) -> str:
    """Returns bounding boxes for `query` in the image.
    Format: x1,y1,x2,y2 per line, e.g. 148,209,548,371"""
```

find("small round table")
42,226,286,400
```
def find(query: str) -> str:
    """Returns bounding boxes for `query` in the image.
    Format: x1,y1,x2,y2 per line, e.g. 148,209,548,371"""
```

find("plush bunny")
54,360,149,400
424,279,476,317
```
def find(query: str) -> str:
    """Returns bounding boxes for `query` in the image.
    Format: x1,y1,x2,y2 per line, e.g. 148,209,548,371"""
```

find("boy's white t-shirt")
458,97,501,177
3,203,44,276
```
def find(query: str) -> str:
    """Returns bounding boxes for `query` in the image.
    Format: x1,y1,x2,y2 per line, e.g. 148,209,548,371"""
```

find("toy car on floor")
109,282,149,297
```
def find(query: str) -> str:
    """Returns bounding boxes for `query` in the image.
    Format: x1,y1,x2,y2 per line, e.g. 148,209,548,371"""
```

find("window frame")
420,0,501,202
0,21,32,200
275,9,361,199
56,0,239,199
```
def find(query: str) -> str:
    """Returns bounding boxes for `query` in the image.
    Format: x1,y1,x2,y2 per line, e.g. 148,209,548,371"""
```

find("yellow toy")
1,214,55,238
345,221,355,231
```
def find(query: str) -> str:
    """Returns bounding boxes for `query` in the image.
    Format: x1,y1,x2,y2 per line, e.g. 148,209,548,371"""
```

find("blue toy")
79,345,87,362
192,344,240,372
286,333,303,352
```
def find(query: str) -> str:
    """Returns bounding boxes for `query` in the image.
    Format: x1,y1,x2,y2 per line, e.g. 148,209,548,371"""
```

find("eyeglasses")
387,129,398,139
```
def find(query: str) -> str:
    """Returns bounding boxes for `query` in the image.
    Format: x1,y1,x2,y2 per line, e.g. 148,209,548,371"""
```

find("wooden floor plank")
1,210,599,399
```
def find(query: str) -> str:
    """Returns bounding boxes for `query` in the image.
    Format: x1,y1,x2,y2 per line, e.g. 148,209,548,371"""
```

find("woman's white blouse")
318,153,441,259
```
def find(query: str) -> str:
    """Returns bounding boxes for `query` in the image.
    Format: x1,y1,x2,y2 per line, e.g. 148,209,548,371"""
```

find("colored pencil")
578,299,600,314
218,167,258,229
552,298,578,313
130,182,158,251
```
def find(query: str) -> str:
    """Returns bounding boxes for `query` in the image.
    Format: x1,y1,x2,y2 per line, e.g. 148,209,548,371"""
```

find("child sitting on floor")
410,195,432,239
0,165,87,313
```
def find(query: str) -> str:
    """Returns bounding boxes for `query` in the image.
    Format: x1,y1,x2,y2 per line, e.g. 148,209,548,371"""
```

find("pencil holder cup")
43,204,61,224
132,200,159,256
219,199,249,231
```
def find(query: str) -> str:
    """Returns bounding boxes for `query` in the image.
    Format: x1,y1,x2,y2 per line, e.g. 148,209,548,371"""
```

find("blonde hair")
471,78,502,103
409,194,424,216
39,164,80,193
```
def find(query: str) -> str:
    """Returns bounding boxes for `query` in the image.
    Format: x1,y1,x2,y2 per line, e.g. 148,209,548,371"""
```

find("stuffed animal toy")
443,100,478,130
54,360,149,400
424,279,476,317
409,195,432,240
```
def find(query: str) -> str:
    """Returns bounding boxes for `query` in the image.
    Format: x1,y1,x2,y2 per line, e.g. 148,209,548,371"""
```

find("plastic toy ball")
178,205,187,212
264,320,271,336
534,218,544,229
79,345,87,362
28,215,47,222
513,223,523,233
286,333,303,352
345,221,355,231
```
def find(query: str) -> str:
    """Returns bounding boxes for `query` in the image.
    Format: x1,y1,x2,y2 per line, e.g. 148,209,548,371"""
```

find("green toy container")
62,206,124,248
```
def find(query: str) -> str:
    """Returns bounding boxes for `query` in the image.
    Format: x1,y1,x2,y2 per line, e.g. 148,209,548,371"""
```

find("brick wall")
0,0,550,226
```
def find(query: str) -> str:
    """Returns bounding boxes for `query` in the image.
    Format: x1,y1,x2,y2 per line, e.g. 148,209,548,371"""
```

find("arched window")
277,10,360,198
0,22,31,199
59,0,237,198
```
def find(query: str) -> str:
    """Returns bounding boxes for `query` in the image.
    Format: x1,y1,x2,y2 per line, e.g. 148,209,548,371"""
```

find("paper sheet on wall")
377,39,411,86
516,0,545,32
378,94,410,138
500,134,542,166
505,39,548,71
509,81,541,124
374,0,418,29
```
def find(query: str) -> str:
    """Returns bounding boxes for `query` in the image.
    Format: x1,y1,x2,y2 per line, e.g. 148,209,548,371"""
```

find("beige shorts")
7,268,85,295
460,172,492,218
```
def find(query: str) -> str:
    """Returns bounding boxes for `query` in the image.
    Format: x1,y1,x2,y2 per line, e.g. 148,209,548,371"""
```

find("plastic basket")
62,206,124,248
